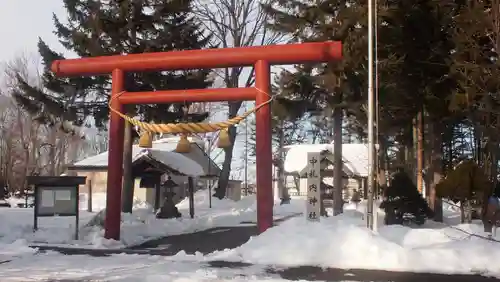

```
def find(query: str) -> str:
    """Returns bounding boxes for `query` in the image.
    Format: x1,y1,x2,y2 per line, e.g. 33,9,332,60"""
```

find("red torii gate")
51,41,342,240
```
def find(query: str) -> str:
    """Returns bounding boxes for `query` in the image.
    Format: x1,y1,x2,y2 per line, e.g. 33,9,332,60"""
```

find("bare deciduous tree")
194,0,284,198
0,53,89,193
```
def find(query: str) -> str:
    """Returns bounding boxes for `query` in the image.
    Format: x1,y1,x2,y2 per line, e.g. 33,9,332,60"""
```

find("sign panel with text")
306,152,321,222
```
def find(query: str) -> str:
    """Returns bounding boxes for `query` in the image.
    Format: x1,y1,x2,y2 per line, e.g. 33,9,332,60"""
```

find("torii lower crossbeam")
51,41,342,240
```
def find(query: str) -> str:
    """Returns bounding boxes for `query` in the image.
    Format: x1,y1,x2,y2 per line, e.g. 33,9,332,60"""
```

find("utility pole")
374,0,380,201
366,0,376,231
207,136,212,208
244,103,248,196
373,0,379,229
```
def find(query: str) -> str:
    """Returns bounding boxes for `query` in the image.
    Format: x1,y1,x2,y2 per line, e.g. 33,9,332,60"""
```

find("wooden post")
122,119,135,213
87,179,92,212
362,177,368,200
188,177,195,218
154,176,162,212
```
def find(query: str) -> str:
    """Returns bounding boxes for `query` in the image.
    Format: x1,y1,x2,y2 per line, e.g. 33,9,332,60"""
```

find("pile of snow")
0,240,37,263
211,202,500,277
5,196,33,208
78,192,109,211
0,190,303,250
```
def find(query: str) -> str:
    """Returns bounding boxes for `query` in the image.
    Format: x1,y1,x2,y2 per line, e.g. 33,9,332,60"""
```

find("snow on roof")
70,136,220,177
146,150,204,176
283,143,370,177
283,143,333,174
340,143,369,177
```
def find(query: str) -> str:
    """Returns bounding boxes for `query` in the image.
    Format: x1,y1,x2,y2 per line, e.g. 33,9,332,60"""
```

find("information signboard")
28,176,86,240
36,186,78,217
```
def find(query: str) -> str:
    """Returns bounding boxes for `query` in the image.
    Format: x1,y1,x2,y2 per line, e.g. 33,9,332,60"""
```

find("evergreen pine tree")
17,0,212,128
263,0,368,214
13,0,213,211
247,77,308,158
376,0,457,129
381,169,434,225
262,1,367,118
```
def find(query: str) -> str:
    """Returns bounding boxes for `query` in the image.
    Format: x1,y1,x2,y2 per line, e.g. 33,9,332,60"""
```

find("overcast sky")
0,0,68,63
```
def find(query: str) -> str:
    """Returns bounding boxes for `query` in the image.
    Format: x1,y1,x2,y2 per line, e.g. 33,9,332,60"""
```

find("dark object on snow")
320,182,333,217
482,183,500,227
156,176,182,219
380,170,434,226
280,197,291,205
0,184,8,200
351,190,361,203
493,182,500,198
156,188,182,219
17,201,34,208
0,200,10,207
482,196,500,233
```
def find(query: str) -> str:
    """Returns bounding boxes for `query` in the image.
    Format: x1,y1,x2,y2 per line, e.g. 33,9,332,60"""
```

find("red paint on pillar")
254,60,273,233
104,69,125,240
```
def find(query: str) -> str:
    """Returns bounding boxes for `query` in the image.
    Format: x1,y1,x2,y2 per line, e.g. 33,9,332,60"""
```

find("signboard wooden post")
306,152,321,222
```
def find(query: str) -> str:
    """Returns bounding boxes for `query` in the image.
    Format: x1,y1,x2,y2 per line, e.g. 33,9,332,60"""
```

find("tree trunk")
460,200,465,223
474,127,482,164
424,124,432,200
68,135,80,165
494,142,500,187
214,101,243,199
403,124,415,178
459,200,473,223
429,121,443,222
377,138,388,193
416,111,424,194
458,199,473,223
395,128,407,168
446,124,453,172
293,176,300,194
278,120,290,204
488,139,498,185
49,128,57,175
413,116,418,184
121,4,137,213
121,120,134,213
384,146,391,187
332,94,343,215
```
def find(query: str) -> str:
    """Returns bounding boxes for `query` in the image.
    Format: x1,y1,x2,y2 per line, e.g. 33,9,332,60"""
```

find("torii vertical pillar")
51,41,342,240
255,60,273,228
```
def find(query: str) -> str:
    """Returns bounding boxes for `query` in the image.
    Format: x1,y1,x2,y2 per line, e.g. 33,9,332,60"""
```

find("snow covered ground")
0,252,299,282
211,202,500,276
0,191,302,249
1,193,500,281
